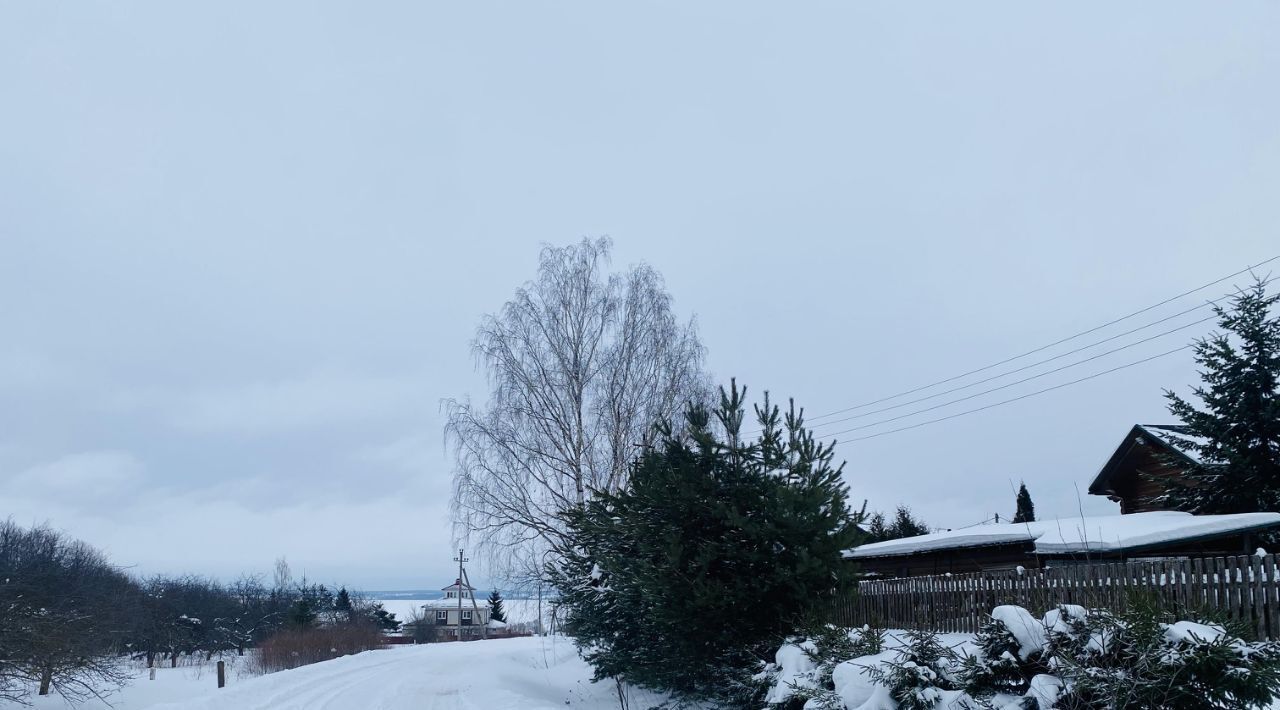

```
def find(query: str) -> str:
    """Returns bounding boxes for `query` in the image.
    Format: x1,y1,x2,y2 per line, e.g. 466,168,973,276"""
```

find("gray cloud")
2,1,1277,588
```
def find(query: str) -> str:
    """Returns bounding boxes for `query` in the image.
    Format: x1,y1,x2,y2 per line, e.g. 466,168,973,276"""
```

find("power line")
748,286,1245,437
832,345,1189,443
805,255,1278,424
808,312,1216,431
816,323,1206,435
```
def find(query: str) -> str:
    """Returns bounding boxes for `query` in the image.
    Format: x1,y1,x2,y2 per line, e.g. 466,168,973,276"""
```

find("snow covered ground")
5,636,661,710
12,655,256,710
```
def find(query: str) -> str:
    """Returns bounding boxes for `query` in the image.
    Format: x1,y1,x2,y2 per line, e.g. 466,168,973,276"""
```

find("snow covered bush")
764,626,887,709
861,631,968,710
1051,598,1280,709
961,605,1048,699
763,600,1280,709
968,600,1280,709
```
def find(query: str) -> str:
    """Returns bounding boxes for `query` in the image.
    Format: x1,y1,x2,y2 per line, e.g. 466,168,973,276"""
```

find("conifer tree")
864,512,889,543
1012,482,1035,523
334,587,353,620
487,590,506,623
1158,278,1280,513
366,602,401,631
862,506,929,543
890,505,930,538
286,599,317,629
549,382,862,703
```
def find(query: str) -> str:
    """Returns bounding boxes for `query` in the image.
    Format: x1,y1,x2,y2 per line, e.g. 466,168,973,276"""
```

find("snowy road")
143,637,655,710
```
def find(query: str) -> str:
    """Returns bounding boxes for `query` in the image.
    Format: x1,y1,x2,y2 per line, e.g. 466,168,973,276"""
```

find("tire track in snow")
144,637,639,710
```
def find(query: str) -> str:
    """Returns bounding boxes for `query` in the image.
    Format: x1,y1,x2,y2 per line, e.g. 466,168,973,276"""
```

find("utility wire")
833,345,1189,443
816,323,1206,435
805,255,1278,423
808,312,1217,431
747,285,1250,438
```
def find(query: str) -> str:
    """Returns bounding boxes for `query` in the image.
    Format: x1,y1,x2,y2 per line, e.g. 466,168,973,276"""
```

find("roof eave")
844,538,1035,561
1036,518,1280,557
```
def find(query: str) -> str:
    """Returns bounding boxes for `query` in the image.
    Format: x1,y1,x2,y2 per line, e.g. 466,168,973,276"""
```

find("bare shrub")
401,606,442,644
251,624,384,674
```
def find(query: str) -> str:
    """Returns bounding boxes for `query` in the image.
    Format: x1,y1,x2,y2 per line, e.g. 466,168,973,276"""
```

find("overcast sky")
2,2,1278,590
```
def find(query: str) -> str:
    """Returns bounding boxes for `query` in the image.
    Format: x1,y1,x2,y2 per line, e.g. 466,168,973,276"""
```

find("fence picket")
1254,555,1266,640
1266,556,1277,639
842,555,1280,640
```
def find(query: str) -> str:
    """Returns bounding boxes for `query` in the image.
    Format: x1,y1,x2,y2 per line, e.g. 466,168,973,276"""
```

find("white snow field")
9,637,663,710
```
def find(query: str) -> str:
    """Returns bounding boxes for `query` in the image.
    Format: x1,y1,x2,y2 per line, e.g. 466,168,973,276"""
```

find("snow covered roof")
420,598,492,610
1138,424,1207,461
1029,511,1280,554
442,578,475,591
844,528,1036,559
844,511,1280,559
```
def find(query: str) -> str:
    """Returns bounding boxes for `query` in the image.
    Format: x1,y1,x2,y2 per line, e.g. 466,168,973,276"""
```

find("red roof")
441,578,475,591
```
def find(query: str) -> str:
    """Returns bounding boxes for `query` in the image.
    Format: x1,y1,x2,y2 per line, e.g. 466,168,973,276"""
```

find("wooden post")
1254,555,1267,640
461,565,488,640
453,548,468,641
217,660,225,689
149,667,156,681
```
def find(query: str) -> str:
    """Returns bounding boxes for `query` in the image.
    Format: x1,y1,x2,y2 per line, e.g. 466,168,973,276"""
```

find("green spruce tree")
1159,278,1280,513
1012,482,1035,523
334,587,353,621
889,505,930,538
862,506,929,543
286,599,316,628
549,382,862,703
864,511,889,543
487,590,506,623
366,602,401,631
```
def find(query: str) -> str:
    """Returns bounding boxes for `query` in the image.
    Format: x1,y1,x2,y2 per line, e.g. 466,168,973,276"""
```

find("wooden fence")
835,553,1280,640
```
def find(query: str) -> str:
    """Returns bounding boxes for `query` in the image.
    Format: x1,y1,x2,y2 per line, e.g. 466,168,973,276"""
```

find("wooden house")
844,422,1277,579
1087,424,1200,514
415,579,492,640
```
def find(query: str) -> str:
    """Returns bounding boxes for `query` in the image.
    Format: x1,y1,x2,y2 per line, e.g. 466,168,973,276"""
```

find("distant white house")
418,579,492,638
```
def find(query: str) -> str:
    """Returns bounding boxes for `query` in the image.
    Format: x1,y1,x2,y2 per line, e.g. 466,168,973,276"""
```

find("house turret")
442,578,475,600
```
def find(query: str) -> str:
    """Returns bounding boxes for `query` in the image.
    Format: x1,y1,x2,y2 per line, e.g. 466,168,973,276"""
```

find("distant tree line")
861,505,931,544
0,519,399,705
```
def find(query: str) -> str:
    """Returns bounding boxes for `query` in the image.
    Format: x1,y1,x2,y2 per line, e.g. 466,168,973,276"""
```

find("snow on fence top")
843,511,1280,559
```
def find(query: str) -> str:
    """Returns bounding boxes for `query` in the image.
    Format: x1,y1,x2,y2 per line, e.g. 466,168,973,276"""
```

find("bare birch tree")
445,237,709,583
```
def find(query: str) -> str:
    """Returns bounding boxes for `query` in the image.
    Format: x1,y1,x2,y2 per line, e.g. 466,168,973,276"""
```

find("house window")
462,610,472,621
446,591,455,598
436,610,447,622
